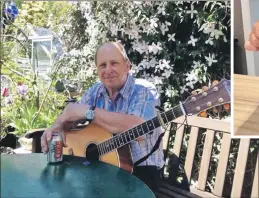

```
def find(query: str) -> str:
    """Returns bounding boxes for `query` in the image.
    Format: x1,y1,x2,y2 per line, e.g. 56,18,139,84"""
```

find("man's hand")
245,21,259,51
41,122,68,153
41,103,88,153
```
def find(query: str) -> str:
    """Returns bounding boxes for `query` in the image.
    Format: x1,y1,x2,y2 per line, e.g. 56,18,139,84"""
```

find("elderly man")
245,21,259,51
41,42,165,191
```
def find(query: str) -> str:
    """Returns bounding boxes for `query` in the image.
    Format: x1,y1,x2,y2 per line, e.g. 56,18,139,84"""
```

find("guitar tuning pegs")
218,98,224,103
213,87,218,91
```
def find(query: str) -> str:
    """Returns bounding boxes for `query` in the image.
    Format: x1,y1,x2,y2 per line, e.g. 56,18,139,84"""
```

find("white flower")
86,68,94,77
205,37,214,45
110,24,118,36
150,18,159,28
192,61,202,69
205,53,218,66
156,86,164,96
129,63,137,74
223,36,227,42
168,33,176,41
165,87,178,98
211,29,224,39
199,22,215,35
134,1,142,5
153,76,163,85
148,42,162,55
165,89,173,98
186,70,199,83
138,59,149,70
158,6,166,15
149,57,158,67
188,35,198,47
180,85,188,94
186,82,194,89
162,69,174,78
165,21,171,26
127,27,141,40
132,41,148,54
160,23,169,35
164,101,172,111
155,59,170,72
187,4,198,19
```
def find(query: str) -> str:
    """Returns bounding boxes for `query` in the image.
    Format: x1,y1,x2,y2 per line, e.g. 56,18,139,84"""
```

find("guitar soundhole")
85,143,99,162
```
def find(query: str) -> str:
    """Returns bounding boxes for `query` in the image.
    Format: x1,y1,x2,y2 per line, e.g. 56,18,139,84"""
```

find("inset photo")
234,0,259,137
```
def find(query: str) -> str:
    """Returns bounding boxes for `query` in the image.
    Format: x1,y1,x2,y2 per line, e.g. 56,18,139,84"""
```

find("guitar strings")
87,96,228,156
87,99,227,156
85,82,229,156
86,106,183,156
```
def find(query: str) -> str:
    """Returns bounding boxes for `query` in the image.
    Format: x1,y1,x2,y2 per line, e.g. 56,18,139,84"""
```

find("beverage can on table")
47,132,63,163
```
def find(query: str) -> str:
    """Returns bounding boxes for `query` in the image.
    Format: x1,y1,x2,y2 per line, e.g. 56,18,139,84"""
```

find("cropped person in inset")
245,21,259,51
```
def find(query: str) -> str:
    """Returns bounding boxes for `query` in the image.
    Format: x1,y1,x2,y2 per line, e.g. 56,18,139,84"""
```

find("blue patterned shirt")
78,74,165,168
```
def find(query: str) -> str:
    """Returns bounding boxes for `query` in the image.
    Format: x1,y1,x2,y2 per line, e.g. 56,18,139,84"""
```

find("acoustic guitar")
63,79,231,173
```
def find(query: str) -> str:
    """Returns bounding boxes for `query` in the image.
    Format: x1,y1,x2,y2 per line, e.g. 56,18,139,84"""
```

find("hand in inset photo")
245,21,259,51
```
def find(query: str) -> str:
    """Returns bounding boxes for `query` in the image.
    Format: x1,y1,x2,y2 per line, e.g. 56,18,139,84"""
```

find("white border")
232,0,259,139
231,0,234,138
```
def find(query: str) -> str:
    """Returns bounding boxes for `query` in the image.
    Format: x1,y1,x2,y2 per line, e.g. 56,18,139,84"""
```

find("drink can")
47,132,63,163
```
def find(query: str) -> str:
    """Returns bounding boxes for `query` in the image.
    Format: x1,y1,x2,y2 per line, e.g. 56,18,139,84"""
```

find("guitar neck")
97,105,184,156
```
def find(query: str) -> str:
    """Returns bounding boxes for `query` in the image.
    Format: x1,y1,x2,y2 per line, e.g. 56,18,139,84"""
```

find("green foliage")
60,1,230,111
1,1,74,136
10,1,74,30
0,65,67,136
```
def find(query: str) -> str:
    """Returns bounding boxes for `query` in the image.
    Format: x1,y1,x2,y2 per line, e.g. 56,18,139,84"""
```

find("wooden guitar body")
63,124,134,173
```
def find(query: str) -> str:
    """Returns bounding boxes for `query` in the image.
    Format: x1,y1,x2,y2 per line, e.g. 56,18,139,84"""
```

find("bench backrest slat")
173,116,230,132
197,129,215,191
231,138,250,198
172,124,185,157
184,126,199,183
213,133,232,197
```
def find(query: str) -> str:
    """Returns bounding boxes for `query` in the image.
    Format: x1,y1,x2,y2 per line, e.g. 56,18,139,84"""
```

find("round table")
1,154,155,198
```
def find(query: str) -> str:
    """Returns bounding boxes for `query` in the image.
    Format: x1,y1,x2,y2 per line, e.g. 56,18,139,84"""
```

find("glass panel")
32,40,52,73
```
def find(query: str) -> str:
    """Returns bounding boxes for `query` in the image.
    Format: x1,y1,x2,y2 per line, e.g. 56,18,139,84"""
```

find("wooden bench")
25,116,258,198
155,116,258,198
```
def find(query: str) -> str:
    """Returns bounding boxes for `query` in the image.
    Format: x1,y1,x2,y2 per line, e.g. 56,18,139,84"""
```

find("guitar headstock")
183,79,231,115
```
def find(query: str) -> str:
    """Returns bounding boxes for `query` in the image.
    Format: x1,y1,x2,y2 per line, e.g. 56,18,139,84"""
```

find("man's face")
96,44,130,90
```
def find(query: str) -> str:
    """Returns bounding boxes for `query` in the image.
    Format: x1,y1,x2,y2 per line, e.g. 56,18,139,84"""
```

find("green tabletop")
1,154,155,198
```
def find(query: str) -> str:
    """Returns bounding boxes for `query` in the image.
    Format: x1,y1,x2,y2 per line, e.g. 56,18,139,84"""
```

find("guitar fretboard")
97,105,183,156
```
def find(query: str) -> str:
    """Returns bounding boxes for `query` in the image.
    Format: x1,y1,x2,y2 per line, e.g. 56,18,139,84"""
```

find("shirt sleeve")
72,86,94,127
77,88,92,105
128,86,161,140
128,85,161,121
